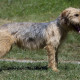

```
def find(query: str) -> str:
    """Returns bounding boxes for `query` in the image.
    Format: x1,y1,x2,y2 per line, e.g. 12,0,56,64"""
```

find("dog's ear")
61,10,69,18
61,7,73,18
60,9,70,24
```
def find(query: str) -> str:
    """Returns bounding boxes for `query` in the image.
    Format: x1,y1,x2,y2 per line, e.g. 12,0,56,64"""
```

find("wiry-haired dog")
0,7,80,72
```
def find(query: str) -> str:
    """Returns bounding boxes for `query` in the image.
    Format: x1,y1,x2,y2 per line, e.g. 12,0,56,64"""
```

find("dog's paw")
52,68,60,72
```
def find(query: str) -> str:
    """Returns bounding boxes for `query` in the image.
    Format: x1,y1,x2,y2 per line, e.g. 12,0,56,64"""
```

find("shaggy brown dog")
0,7,80,72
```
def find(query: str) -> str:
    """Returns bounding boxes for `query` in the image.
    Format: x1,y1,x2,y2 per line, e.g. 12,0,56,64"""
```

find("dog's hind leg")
45,44,59,72
0,30,15,58
0,41,12,58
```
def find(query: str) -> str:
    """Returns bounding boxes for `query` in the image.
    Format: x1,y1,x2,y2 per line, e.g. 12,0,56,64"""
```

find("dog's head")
60,7,80,33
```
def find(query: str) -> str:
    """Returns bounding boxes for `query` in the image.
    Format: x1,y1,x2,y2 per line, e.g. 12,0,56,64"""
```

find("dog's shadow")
0,66,48,71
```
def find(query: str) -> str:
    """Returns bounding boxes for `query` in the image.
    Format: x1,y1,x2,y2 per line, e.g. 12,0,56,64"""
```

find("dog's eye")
74,14,79,17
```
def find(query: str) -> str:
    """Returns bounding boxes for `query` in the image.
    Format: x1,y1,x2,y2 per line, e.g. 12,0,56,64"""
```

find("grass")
0,0,80,22
0,61,80,80
0,0,80,80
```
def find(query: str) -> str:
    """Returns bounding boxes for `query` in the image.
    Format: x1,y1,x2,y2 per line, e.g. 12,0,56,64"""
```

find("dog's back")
0,22,50,49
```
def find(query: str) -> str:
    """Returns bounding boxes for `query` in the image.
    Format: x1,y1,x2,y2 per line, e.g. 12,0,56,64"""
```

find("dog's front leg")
45,44,59,72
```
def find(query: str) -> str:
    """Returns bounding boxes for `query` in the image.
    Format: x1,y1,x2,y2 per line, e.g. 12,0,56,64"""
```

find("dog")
0,7,80,72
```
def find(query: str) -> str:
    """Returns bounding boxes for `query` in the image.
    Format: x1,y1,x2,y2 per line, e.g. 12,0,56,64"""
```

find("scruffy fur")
0,7,80,72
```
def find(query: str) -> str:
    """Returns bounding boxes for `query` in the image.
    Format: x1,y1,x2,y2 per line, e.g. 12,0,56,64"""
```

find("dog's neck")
56,17,69,39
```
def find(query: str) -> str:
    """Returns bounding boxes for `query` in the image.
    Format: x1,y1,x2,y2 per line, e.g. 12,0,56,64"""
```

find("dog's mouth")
72,24,80,33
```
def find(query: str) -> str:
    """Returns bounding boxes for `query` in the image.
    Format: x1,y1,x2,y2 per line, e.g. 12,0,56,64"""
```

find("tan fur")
45,44,58,71
0,30,15,57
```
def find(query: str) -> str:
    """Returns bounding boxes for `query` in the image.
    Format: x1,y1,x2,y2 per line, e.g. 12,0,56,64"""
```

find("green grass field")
0,0,80,80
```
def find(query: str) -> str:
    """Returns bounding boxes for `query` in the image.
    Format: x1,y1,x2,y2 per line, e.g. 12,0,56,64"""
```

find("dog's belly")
16,34,46,49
